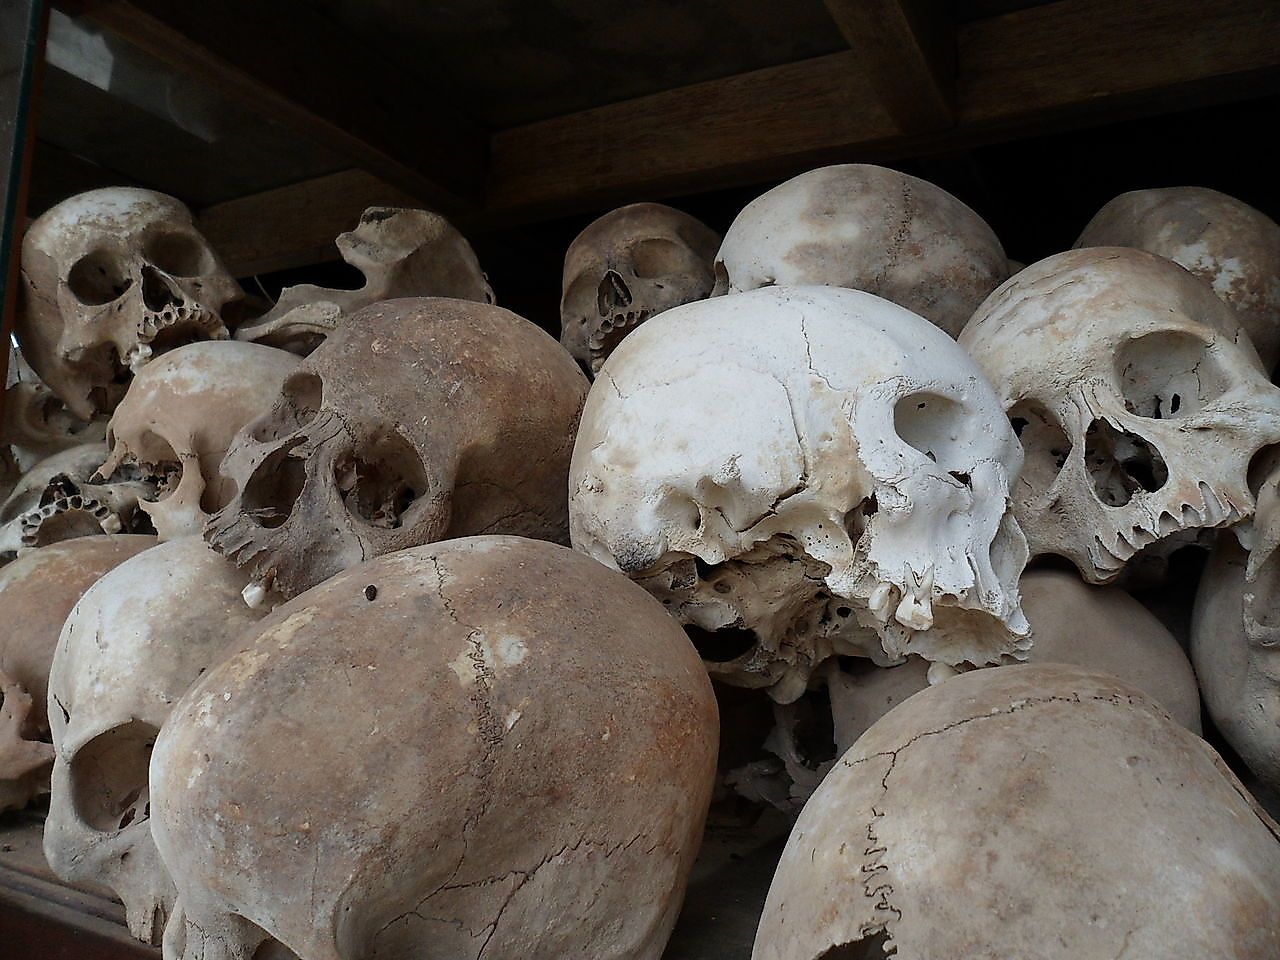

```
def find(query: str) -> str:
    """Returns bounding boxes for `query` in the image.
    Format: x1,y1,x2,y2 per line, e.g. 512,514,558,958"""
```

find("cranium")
560,202,720,373
754,664,1280,960
207,297,588,601
960,247,1280,583
713,164,1010,337
1077,187,1280,370
234,206,492,354
570,285,1029,704
150,536,717,960
0,534,154,811
3,344,106,472
0,442,154,557
17,187,241,419
44,536,267,944
98,341,301,541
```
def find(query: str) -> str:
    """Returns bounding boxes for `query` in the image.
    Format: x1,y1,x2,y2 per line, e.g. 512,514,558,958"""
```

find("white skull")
0,442,154,556
44,536,267,944
234,207,493,354
560,202,720,373
570,286,1029,703
0,535,154,811
150,536,716,960
1077,187,1280,370
713,164,1010,337
207,297,589,600
17,188,242,419
98,341,301,541
753,664,1280,960
3,344,106,472
960,247,1280,583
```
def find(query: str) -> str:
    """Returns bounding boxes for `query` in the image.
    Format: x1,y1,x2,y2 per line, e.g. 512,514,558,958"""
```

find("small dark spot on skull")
949,470,972,488
836,606,853,618
364,585,378,601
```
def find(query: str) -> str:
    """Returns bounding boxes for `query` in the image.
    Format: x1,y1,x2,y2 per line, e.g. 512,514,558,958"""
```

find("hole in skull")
684,625,759,663
597,269,633,316
67,250,132,305
812,932,895,960
1084,419,1168,507
1007,401,1073,499
786,685,838,770
252,373,323,443
1247,443,1280,498
1117,331,1231,420
143,232,213,277
629,237,689,279
69,720,159,833
141,265,183,312
894,392,968,470
241,443,307,528
335,433,428,530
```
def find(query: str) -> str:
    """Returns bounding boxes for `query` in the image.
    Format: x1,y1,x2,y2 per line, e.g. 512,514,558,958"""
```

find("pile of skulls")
0,168,1275,960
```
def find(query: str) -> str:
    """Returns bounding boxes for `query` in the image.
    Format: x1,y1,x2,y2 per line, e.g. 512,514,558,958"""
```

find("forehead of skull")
25,188,195,260
115,341,300,414
1088,186,1280,249
565,203,718,273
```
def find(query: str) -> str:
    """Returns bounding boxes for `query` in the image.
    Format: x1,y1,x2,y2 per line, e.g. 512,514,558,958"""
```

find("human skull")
560,202,720,373
44,536,267,944
754,664,1280,960
713,164,1010,337
570,286,1029,703
0,534,154,811
150,536,717,960
1076,187,1280,370
17,187,242,419
235,207,493,355
960,248,1280,583
207,297,588,601
0,442,154,556
98,341,301,541
3,345,106,472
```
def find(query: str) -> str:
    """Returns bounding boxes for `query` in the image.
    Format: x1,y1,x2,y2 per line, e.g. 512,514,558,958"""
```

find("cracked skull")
0,534,154,812
99,341,301,541
712,164,1010,337
207,297,588,601
560,202,720,373
570,285,1029,704
960,247,1280,583
150,536,717,960
1077,186,1280,370
754,664,1280,960
44,536,267,945
235,206,493,354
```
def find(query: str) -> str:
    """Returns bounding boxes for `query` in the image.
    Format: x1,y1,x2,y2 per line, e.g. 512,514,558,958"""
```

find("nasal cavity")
141,265,181,312
597,269,633,315
1084,419,1168,507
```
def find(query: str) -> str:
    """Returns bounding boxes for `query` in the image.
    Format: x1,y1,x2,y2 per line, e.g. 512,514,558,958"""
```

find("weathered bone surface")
0,442,154,557
44,536,267,945
207,297,589,601
99,341,301,541
3,345,106,472
17,188,241,420
0,534,153,811
235,207,493,354
754,664,1280,960
150,536,717,960
713,164,1009,337
960,247,1280,583
1077,187,1280,370
561,203,720,373
571,285,1029,703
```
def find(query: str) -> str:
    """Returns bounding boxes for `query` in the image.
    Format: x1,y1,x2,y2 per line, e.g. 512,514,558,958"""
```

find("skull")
570,285,1029,704
754,664,1280,960
98,341,301,541
17,187,242,419
1076,187,1280,371
44,536,267,944
560,203,720,373
150,536,717,960
235,206,493,355
207,297,589,601
959,247,1280,583
0,534,154,811
0,442,155,556
712,164,1010,337
3,344,106,472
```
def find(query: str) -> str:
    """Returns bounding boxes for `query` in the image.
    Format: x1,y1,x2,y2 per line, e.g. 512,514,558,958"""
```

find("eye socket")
143,231,213,277
1008,400,1073,499
894,392,968,470
69,720,159,833
629,237,689,279
335,433,429,530
67,250,132,305
1117,331,1231,420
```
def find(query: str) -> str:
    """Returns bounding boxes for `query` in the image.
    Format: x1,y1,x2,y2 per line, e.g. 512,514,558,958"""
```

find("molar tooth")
894,590,933,631
241,580,268,609
926,662,958,685
868,581,895,622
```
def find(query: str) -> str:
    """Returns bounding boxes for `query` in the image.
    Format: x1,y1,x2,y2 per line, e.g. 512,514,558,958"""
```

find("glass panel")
1,0,44,328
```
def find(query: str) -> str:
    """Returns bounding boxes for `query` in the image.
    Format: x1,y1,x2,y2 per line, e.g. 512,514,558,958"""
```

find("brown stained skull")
561,203,720,373
207,297,589,601
3,344,106,473
17,188,242,420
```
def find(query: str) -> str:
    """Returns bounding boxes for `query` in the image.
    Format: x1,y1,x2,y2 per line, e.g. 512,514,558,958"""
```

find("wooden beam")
822,0,955,130
59,0,488,214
